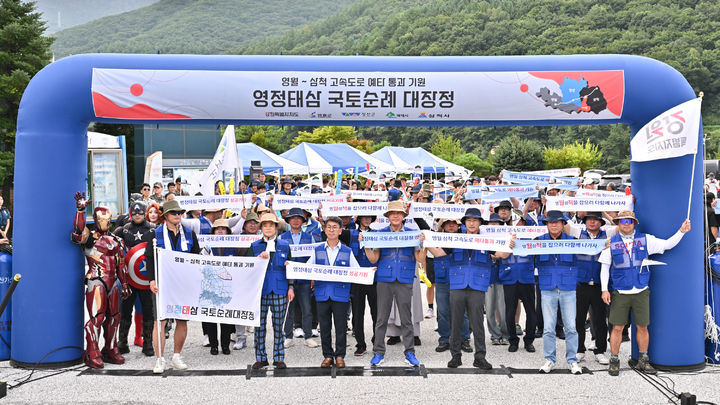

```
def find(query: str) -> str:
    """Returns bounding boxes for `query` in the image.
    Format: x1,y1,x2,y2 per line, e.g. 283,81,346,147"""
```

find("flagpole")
687,92,704,220
154,239,163,364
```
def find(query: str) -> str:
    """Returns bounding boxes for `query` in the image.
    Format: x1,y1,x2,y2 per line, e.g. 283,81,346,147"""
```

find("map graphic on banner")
199,265,233,307
91,69,624,122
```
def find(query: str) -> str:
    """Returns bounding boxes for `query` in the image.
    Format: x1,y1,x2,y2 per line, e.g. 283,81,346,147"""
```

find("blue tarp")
371,146,469,175
280,142,394,174
236,143,307,175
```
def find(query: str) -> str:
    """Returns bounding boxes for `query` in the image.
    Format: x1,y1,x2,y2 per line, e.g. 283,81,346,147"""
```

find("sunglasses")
618,218,634,225
166,211,183,216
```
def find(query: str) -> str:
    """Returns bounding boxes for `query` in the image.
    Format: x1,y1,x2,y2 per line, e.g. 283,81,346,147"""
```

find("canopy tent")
280,142,395,174
372,146,470,176
236,143,308,175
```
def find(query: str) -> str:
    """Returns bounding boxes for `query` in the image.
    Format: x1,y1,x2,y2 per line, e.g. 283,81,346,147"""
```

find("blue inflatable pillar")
0,253,12,360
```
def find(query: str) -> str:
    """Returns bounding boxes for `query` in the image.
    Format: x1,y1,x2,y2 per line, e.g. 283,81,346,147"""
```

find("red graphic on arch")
529,71,624,116
92,92,190,119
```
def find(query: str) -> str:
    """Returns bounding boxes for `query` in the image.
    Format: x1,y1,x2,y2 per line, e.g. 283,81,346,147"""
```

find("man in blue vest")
306,216,367,368
425,208,511,369
535,210,582,374
600,210,690,376
361,200,425,367
145,199,201,374
280,207,318,349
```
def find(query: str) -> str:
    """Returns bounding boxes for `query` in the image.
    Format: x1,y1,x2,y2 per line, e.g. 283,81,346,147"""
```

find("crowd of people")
88,171,690,376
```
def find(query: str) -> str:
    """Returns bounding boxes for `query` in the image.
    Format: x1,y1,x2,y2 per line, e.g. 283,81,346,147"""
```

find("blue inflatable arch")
13,54,703,369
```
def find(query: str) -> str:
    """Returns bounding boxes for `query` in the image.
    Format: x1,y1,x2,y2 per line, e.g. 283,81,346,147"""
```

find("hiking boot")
473,358,492,370
608,356,620,376
447,354,462,368
637,354,657,375
435,342,450,352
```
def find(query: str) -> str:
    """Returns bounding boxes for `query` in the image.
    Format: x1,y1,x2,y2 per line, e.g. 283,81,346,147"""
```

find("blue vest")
349,229,374,267
303,219,322,236
499,254,535,285
375,226,416,284
433,254,450,284
609,233,649,291
448,245,493,292
199,216,212,235
534,232,577,291
313,244,352,302
711,251,720,274
280,230,314,283
576,229,606,284
251,238,291,295
155,225,194,252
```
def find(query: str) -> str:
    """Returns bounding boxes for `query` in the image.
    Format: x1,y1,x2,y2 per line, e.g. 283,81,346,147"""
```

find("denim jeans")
541,288,578,364
284,283,313,339
435,282,470,344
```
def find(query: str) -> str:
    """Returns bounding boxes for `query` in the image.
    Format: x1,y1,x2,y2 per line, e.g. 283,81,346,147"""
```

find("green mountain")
51,0,360,57
35,0,159,34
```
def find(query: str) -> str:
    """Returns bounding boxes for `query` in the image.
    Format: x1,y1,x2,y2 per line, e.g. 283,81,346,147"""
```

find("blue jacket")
448,246,493,292
251,238,292,295
609,233,649,291
534,232,577,291
375,226,416,284
199,216,213,235
498,254,535,285
155,225,194,252
433,254,450,284
576,229,606,284
313,244,352,302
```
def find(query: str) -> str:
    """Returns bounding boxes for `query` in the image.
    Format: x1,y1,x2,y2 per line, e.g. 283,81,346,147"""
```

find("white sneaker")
577,353,585,362
285,338,294,348
202,334,210,347
569,362,583,374
293,328,304,338
229,333,236,342
587,340,596,351
424,308,434,319
246,326,254,333
539,360,555,373
311,329,320,337
170,354,188,370
595,353,610,365
233,340,246,350
152,357,165,374
305,338,319,348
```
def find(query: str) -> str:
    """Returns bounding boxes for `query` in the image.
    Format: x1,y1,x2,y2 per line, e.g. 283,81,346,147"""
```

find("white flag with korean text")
197,125,242,196
630,98,701,162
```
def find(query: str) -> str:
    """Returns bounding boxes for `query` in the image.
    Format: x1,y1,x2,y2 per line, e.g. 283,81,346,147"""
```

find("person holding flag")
600,211,691,376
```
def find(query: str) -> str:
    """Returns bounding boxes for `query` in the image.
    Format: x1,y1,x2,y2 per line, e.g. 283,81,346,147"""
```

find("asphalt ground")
1,284,719,404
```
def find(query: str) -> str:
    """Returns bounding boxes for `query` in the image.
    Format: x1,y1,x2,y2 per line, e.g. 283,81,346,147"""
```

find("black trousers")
351,283,377,350
503,283,536,346
203,322,235,349
576,282,608,354
317,299,349,358
120,285,154,322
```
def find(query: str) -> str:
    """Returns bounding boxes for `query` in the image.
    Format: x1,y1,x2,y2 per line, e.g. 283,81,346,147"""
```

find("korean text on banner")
421,230,512,253
408,202,466,219
273,194,344,211
174,194,252,211
501,170,578,189
360,231,422,249
526,168,581,177
341,190,389,201
545,195,633,211
198,234,262,249
477,226,548,239
630,97,701,162
321,201,388,218
512,239,607,256
479,184,538,201
156,249,268,327
286,262,375,285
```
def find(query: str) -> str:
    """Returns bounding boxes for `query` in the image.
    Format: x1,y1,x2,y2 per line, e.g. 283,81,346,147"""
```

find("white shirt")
306,241,360,267
599,230,684,293
263,236,277,253
567,222,618,239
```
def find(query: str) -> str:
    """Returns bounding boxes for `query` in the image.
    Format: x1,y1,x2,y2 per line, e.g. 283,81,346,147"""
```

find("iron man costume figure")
71,192,130,368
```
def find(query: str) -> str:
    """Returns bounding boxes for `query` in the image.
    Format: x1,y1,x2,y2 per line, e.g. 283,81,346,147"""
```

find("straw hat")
211,218,232,233
613,210,639,224
258,212,279,225
438,218,461,229
384,200,407,218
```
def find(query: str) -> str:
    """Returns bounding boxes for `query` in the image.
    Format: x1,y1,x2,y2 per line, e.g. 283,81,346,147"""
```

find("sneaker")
499,338,509,345
370,354,384,366
637,355,657,375
461,340,473,353
170,354,188,370
491,338,501,346
405,352,420,367
311,328,320,337
447,355,462,368
233,340,246,350
273,360,287,369
525,343,536,353
473,358,492,370
595,353,609,365
202,334,210,347
569,362,582,374
577,353,585,362
386,336,401,345
608,356,620,376
587,340,597,351
435,342,450,352
293,328,304,338
516,324,523,336
229,332,236,343
539,360,555,373
424,308,434,319
304,338,319,348
285,338,294,348
152,357,165,374
354,348,367,356
252,360,269,370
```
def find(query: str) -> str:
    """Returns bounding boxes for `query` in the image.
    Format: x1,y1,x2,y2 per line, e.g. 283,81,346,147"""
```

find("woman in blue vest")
306,216,366,368
424,208,512,369
145,199,201,374
599,210,690,376
249,212,295,370
534,210,582,375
